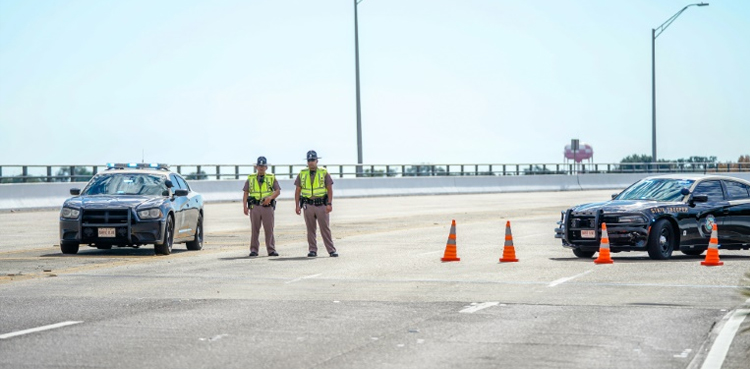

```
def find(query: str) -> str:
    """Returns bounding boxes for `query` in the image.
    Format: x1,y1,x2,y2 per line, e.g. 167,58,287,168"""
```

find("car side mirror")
70,188,81,196
174,189,189,197
165,180,174,188
611,193,619,200
692,194,708,203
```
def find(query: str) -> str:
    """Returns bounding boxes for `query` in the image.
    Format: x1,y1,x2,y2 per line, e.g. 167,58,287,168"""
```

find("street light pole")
652,28,656,164
651,2,708,165
354,0,364,176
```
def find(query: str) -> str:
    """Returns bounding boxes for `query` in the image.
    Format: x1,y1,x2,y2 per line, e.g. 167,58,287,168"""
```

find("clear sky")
1,0,748,166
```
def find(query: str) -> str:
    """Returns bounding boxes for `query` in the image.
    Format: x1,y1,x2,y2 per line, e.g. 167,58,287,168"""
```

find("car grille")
566,214,598,242
570,216,596,229
82,209,130,225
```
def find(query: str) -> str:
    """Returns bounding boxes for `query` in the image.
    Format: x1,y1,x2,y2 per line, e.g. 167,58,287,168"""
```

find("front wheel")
155,216,174,255
647,219,675,260
60,241,79,254
572,248,596,258
186,215,203,251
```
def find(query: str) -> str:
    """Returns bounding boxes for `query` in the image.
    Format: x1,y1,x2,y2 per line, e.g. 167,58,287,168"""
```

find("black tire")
572,248,596,258
647,219,675,260
155,216,174,255
186,214,203,251
681,249,705,256
60,241,79,255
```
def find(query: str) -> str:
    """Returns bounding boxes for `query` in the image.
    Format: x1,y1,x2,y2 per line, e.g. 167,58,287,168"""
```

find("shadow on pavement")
218,256,315,261
270,257,316,261
41,248,190,257
550,254,750,263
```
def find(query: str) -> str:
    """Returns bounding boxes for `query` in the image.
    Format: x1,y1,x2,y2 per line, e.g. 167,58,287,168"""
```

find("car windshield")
615,178,694,202
82,173,168,196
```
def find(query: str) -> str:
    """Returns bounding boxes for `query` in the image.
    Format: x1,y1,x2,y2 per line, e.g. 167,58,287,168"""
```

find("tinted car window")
693,180,725,202
175,175,190,191
169,174,185,190
725,181,750,199
83,173,167,196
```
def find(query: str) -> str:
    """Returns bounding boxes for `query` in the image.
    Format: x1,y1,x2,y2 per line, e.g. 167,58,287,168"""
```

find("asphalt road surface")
1,191,749,369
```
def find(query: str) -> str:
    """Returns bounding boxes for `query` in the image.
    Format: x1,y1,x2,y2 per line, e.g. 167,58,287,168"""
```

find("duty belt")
247,198,276,207
300,197,327,206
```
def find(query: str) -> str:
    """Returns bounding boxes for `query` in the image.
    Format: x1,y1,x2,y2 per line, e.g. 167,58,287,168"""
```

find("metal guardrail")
1,162,748,183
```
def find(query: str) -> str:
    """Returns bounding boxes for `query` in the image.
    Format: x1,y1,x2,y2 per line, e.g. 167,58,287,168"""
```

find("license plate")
98,228,116,238
581,230,596,238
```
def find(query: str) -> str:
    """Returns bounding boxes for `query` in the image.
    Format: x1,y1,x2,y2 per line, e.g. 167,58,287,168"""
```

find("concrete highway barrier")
2,173,750,211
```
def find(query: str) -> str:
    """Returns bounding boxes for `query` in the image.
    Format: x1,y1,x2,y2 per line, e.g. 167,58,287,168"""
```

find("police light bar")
106,163,170,170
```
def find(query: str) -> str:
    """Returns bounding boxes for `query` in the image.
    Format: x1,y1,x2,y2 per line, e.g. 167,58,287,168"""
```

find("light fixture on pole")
651,2,708,164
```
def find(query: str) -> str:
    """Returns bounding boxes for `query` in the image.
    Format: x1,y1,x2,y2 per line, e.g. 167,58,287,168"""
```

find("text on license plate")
581,230,596,238
98,228,116,238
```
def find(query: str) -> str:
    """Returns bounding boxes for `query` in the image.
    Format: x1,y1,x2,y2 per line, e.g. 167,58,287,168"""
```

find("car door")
723,180,750,245
175,174,198,238
691,179,734,246
169,174,189,240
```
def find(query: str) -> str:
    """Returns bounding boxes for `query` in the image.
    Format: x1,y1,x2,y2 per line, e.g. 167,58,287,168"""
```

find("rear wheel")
155,216,174,255
572,248,596,258
60,241,79,254
186,214,203,251
647,219,675,260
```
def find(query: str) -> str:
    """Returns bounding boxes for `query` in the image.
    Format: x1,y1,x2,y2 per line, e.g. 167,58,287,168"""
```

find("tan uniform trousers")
249,205,276,254
303,204,336,254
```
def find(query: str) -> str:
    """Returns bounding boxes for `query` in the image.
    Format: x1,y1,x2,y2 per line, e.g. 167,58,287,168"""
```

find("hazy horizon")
2,0,748,166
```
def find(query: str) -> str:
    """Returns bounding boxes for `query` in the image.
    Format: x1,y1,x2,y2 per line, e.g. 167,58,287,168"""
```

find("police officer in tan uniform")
243,156,281,257
294,150,337,257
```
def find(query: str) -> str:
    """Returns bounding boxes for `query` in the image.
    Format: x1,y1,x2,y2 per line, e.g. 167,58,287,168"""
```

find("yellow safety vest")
299,168,328,198
247,174,275,200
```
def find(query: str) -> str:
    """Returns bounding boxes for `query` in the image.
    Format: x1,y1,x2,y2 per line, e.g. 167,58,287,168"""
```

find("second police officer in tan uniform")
243,156,281,257
295,150,338,257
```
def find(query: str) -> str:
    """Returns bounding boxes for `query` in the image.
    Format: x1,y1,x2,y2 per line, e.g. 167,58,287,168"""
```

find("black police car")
59,163,204,255
555,174,750,260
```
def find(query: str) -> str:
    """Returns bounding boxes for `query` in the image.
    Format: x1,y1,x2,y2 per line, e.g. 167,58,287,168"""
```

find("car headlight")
138,208,162,219
61,207,80,219
617,215,647,223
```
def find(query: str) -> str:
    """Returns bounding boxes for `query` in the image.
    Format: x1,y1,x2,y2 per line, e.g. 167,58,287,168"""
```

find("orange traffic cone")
594,222,614,264
441,220,460,262
701,223,723,266
499,221,519,262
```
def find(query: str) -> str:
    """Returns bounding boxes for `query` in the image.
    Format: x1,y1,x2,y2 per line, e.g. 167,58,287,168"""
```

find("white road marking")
0,321,83,340
285,273,323,284
209,334,228,342
700,308,750,369
673,348,692,358
460,302,499,313
199,334,229,342
548,270,593,287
